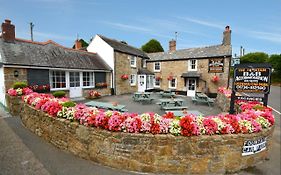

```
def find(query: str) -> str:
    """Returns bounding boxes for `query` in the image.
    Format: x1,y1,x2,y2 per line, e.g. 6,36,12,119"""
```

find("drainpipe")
227,56,231,89
113,51,117,95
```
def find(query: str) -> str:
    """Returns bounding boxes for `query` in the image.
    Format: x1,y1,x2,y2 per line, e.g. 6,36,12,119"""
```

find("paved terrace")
76,93,222,116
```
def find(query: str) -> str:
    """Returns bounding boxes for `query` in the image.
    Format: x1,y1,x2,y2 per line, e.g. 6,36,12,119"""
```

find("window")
169,78,177,89
154,62,161,72
130,74,136,86
83,72,94,87
154,78,160,87
189,59,197,71
69,72,80,87
50,71,66,89
130,56,136,67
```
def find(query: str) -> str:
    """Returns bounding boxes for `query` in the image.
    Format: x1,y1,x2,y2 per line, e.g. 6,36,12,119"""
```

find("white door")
138,75,146,92
69,72,82,98
187,78,196,97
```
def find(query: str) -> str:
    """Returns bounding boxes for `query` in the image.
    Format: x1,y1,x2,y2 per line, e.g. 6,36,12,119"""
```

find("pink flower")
7,88,17,96
108,114,125,131
203,118,218,135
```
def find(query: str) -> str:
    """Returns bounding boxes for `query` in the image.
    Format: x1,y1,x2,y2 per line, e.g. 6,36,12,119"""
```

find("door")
138,75,146,92
187,78,196,97
69,72,82,98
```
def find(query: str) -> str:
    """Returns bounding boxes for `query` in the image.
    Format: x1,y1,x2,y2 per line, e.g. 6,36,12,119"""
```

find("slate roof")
98,35,149,59
147,44,231,61
0,38,111,71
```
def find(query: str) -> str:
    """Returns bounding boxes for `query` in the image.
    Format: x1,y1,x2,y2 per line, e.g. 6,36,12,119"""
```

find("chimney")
75,39,82,50
222,25,231,45
169,39,176,52
1,19,15,42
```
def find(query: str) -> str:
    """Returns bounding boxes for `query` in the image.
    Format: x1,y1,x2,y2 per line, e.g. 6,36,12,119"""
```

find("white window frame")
82,72,95,88
168,78,177,89
130,74,136,86
189,59,197,71
49,70,68,90
154,62,161,72
154,78,160,88
130,55,137,68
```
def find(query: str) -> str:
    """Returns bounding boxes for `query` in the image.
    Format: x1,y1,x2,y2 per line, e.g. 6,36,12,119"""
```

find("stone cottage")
146,26,232,97
0,19,112,106
87,35,154,95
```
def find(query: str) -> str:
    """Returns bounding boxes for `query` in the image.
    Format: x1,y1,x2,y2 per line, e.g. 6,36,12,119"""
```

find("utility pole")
30,22,34,41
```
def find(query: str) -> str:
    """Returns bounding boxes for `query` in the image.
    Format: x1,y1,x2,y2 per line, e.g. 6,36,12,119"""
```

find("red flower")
180,115,199,136
211,75,219,82
121,74,129,80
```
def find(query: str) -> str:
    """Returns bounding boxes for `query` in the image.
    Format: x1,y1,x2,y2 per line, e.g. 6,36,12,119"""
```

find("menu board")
234,65,271,94
208,58,224,73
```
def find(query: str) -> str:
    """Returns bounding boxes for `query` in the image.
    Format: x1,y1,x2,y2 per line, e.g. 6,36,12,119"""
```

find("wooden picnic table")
158,98,188,110
85,101,128,112
133,92,151,100
160,91,176,98
192,92,214,107
165,110,204,117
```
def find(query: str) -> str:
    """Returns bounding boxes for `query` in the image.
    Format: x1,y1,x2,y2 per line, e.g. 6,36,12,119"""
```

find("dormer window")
130,55,136,67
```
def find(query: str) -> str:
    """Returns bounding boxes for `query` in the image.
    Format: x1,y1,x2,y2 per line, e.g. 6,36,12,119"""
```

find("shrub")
62,101,76,108
13,82,27,89
52,91,66,98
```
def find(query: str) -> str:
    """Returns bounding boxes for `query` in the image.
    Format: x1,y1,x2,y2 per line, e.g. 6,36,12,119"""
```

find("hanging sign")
234,64,271,94
236,96,264,102
242,137,267,156
208,58,224,73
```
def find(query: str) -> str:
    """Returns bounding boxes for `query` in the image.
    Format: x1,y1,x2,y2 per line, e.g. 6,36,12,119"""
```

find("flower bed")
10,88,275,174
21,92,274,136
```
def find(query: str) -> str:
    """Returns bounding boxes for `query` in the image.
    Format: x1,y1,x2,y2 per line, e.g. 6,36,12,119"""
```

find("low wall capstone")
20,103,274,174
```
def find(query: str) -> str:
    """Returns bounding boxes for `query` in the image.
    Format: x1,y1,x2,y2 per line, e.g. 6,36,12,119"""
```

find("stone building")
87,35,154,95
146,26,232,97
0,19,112,106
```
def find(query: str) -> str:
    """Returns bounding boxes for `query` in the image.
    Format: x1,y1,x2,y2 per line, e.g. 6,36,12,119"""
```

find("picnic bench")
160,91,176,98
85,101,128,112
158,98,188,110
165,110,204,117
192,92,215,107
133,92,154,104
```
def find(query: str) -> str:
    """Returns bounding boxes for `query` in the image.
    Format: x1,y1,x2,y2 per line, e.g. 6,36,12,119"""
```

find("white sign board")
242,137,267,156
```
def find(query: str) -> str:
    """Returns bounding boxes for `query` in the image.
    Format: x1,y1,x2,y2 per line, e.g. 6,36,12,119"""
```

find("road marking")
242,93,281,115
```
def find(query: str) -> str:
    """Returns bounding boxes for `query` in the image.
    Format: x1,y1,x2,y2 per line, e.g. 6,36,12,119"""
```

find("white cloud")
101,21,151,32
249,31,281,43
176,16,225,29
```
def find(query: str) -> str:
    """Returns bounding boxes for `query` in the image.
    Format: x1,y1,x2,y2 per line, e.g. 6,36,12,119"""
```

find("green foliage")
141,39,164,53
13,82,27,89
240,52,268,64
52,91,66,98
62,101,76,108
268,54,281,75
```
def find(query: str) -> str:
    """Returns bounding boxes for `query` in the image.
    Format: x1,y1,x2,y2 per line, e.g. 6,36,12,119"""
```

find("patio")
75,92,222,116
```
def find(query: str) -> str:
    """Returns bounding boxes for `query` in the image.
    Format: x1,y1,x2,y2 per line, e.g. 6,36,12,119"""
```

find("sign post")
229,63,272,114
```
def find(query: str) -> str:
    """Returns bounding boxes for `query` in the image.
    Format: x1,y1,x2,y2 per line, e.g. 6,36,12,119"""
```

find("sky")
1,0,280,55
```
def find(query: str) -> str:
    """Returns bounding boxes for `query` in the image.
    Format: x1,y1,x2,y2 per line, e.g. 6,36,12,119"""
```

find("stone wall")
216,92,231,112
115,52,141,95
6,95,22,116
4,67,28,91
147,57,231,94
20,103,274,174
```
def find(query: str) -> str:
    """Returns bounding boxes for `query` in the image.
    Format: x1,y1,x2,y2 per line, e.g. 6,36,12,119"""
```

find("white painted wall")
87,35,114,70
87,35,114,88
0,66,6,106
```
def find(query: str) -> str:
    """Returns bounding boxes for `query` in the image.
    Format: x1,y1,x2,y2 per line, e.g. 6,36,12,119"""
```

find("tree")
268,54,281,75
141,39,164,53
240,52,268,64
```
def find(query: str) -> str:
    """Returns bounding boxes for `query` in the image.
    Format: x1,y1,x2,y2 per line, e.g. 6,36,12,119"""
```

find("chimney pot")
5,19,11,24
169,39,176,52
1,19,15,42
